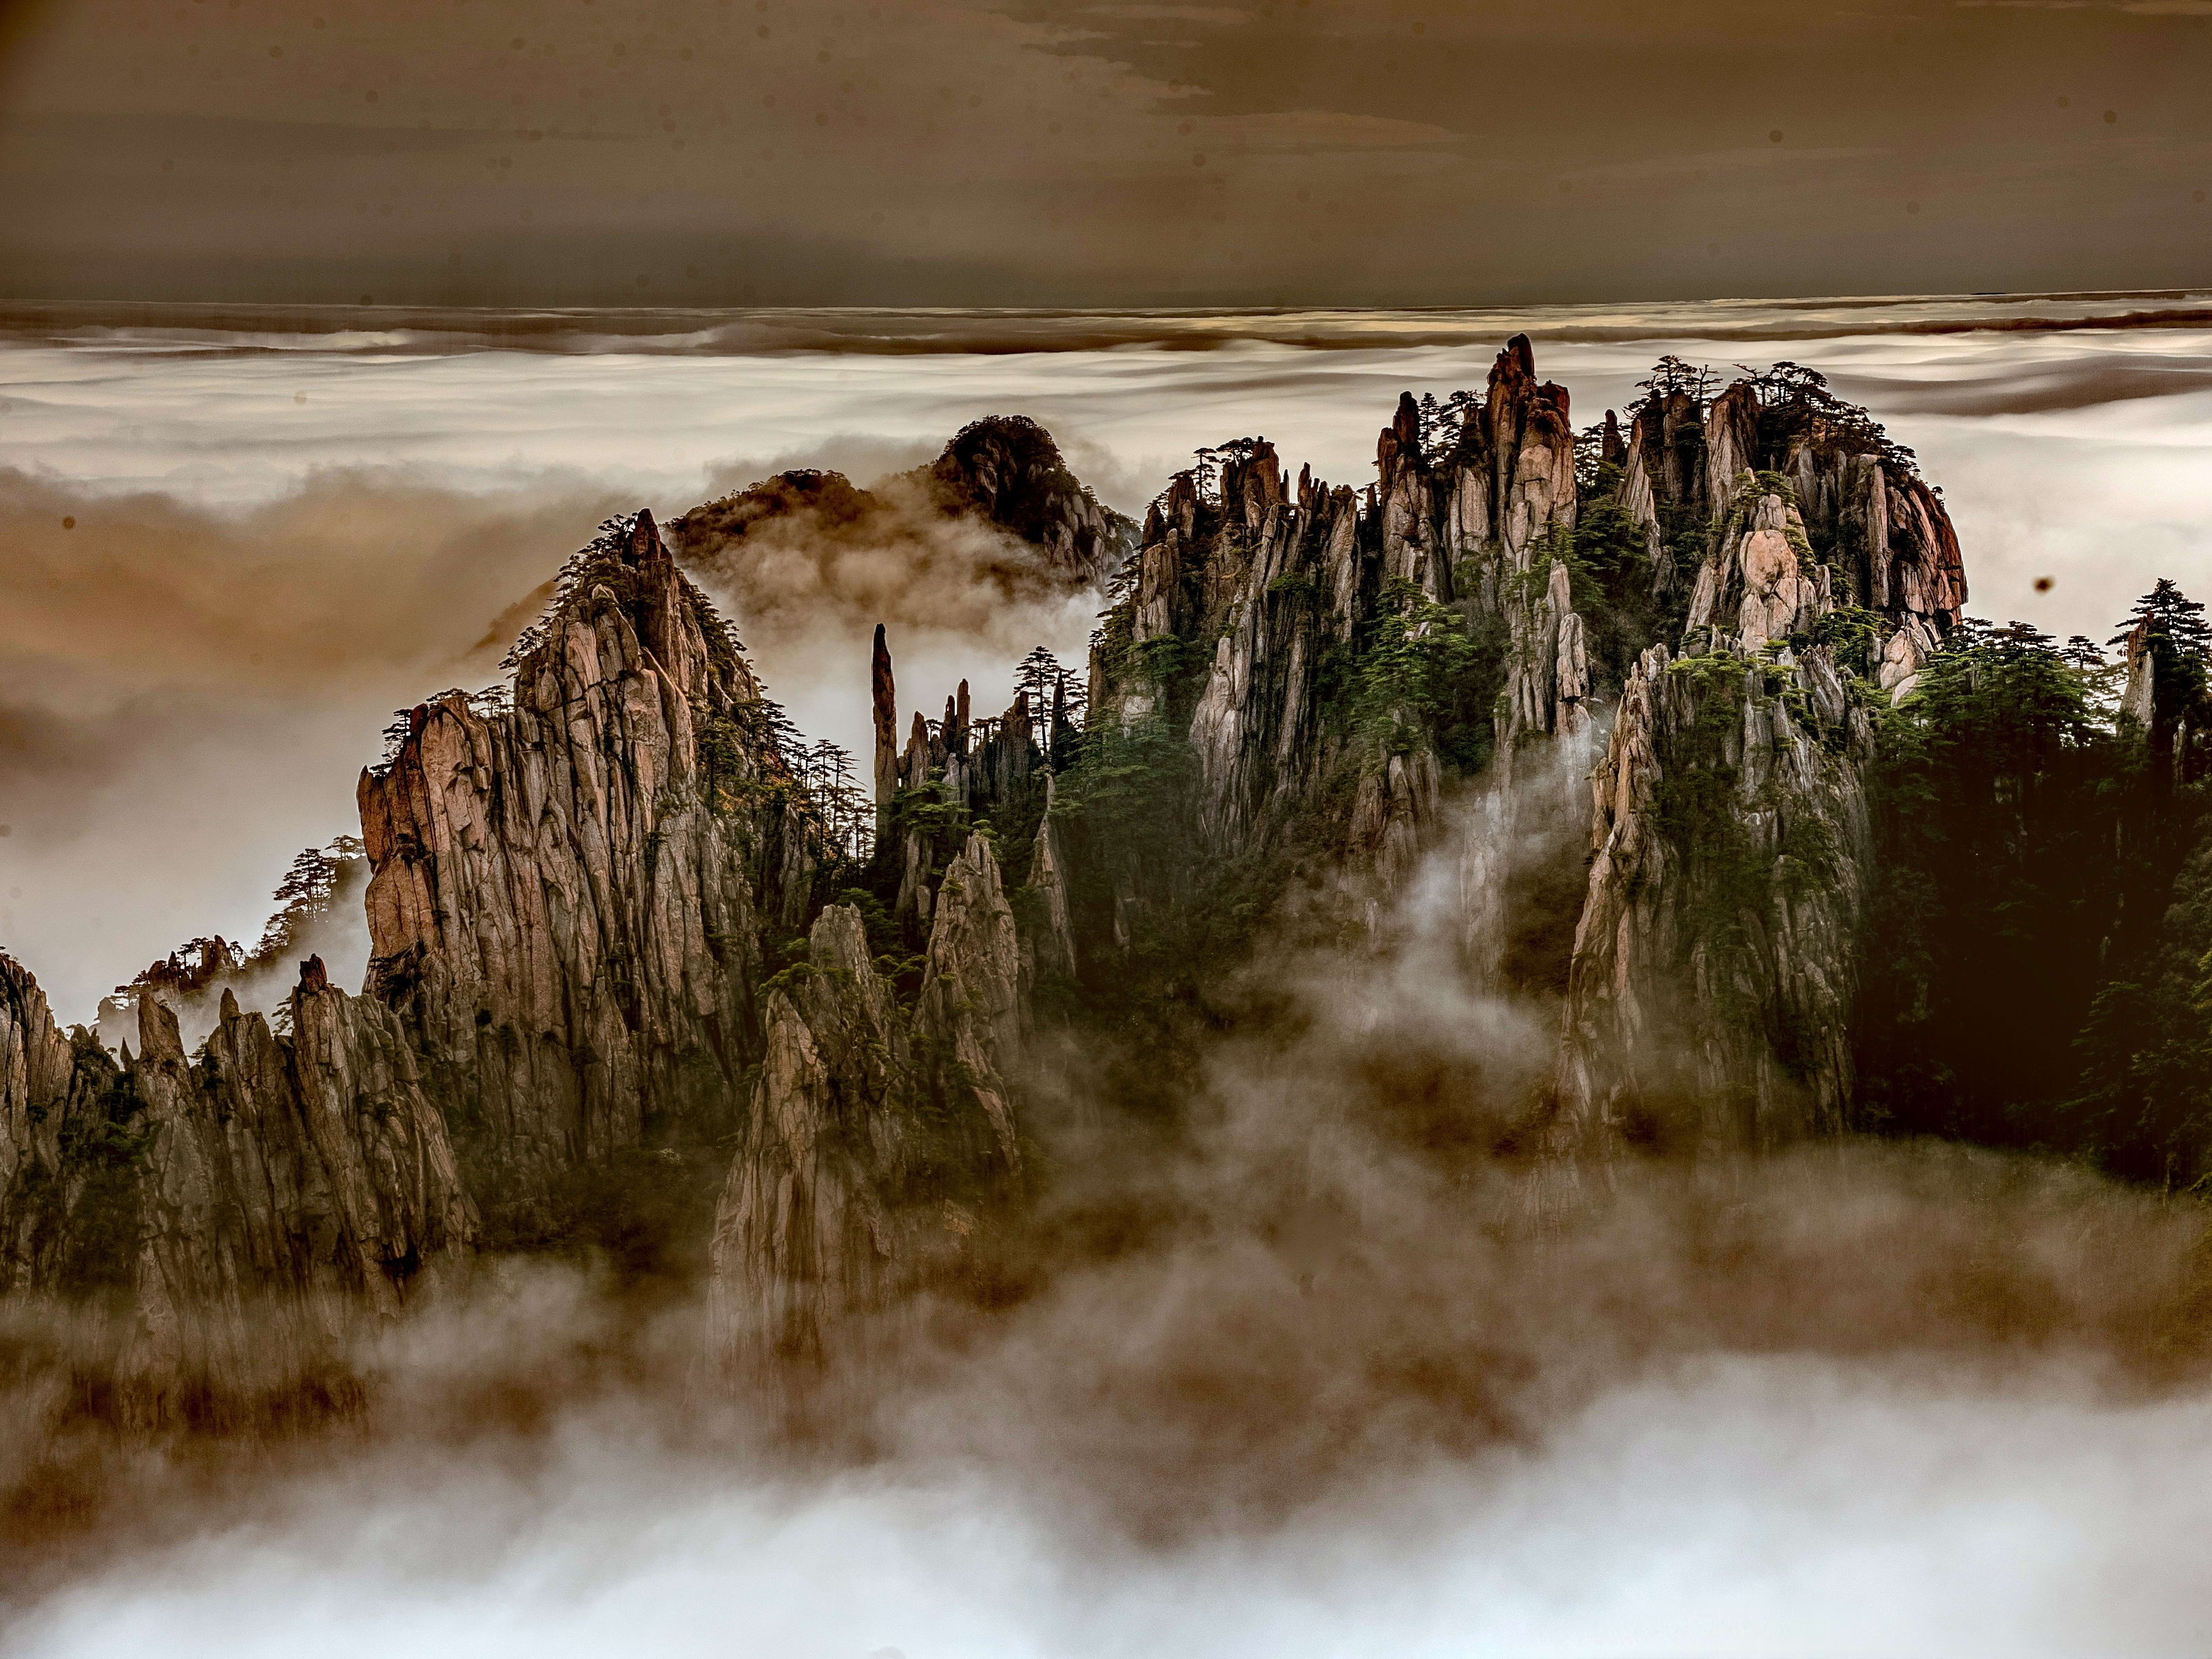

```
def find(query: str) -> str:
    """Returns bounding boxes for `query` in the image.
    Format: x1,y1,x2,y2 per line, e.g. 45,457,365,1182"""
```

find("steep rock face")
1387,340,1586,752
1,344,1990,1366
865,622,1077,1007
1536,367,1972,1158
1558,641,1875,1156
1179,448,1363,854
914,833,1026,1162
127,965,477,1383
0,956,98,1292
871,622,900,828
1,948,473,1393
1025,773,1078,982
358,512,796,1235
1617,387,1707,592
710,836,1025,1358
1685,485,1832,652
1071,347,1966,1160
878,645,1054,929
709,905,914,1357
1617,373,1968,650
1088,338,1593,931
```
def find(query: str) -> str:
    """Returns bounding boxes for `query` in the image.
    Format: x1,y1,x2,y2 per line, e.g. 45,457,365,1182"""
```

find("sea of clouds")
11,749,2212,1653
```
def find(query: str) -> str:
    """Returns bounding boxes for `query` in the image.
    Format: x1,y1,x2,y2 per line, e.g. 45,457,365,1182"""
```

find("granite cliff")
0,442,1069,1397
1068,342,1965,1160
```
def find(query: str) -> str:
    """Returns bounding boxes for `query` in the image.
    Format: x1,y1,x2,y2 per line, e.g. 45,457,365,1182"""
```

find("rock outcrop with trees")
6,348,2212,1409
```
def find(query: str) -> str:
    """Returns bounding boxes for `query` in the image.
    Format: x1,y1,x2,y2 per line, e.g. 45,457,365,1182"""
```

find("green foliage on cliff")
1346,578,1481,761
2115,579,2212,728
1857,608,2212,1182
1527,508,1675,698
1650,652,1767,963
2068,838,2212,1188
1808,606,1885,679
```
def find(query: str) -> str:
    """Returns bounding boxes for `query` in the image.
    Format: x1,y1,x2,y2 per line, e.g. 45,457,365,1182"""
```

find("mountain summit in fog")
5,342,2212,1551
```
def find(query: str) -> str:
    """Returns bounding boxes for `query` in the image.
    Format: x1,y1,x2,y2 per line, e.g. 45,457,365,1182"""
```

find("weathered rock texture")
1558,643,1874,1155
710,835,1026,1357
0,362,1987,1377
0,954,101,1293
2,476,1069,1373
1086,338,1591,917
357,511,798,1235
710,905,916,1357
126,962,476,1381
1072,343,1967,1160
1553,375,1967,1157
865,624,1076,970
1,949,474,1400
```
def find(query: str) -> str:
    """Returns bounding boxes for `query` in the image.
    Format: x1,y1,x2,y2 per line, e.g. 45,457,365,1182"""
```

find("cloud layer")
12,782,2212,1653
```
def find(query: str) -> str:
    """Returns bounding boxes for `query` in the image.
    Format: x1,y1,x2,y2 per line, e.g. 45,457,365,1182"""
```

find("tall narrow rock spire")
872,623,898,825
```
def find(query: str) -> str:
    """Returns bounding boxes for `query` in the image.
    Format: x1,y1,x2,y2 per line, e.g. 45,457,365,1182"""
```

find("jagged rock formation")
710,834,1026,1357
872,622,900,830
1167,447,1359,854
1555,403,1963,1153
126,962,476,1382
1025,772,1078,983
1558,643,1874,1154
93,844,372,1055
1619,366,1966,698
1068,341,1965,1159
0,458,1077,1377
0,358,1991,1381
1,955,102,1292
866,626,1074,942
1,488,1058,1377
1075,337,1591,945
1,949,474,1399
914,834,1026,1162
357,511,800,1237
710,905,916,1357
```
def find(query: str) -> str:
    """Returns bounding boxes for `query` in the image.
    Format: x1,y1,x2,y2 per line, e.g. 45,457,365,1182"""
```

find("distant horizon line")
2,289,2209,357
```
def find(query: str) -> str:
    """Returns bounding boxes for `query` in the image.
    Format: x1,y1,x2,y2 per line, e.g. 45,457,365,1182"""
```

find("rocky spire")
873,622,898,823
1,944,476,1401
710,833,1027,1361
358,508,798,1233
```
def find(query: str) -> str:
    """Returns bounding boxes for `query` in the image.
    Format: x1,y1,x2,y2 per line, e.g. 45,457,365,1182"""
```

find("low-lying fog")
3,296,2209,1022
18,1359,2212,1657
11,774,2212,1655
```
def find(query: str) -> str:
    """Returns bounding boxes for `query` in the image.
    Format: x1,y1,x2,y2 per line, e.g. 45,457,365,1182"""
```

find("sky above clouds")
0,0,2209,305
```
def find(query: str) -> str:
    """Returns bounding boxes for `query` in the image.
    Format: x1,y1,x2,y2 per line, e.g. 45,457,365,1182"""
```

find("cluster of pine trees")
1861,580,2212,1188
